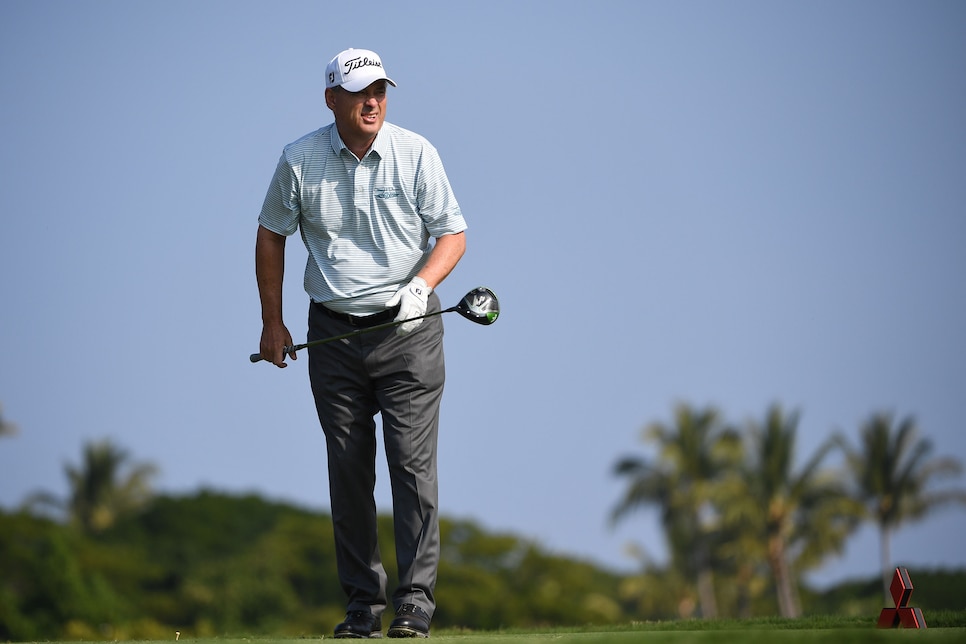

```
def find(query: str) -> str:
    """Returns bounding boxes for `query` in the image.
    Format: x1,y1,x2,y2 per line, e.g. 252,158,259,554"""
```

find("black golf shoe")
334,610,382,638
387,604,430,638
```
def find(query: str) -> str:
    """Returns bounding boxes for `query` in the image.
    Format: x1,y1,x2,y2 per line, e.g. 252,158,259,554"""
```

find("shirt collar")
329,123,388,159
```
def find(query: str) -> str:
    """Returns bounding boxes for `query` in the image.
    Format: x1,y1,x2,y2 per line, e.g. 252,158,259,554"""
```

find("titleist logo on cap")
326,48,395,90
343,55,383,76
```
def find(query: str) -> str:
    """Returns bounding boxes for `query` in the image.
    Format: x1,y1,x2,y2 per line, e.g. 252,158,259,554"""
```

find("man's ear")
324,87,337,110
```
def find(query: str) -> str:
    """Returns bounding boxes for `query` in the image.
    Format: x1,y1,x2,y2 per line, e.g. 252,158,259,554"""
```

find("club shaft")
250,306,456,363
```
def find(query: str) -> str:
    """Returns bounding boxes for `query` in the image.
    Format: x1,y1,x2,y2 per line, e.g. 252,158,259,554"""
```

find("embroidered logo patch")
375,187,400,199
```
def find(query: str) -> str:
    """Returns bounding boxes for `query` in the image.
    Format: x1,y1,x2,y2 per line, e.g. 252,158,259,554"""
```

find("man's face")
326,80,388,145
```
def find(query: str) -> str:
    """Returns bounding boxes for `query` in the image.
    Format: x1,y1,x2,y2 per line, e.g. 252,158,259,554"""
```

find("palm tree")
834,413,966,601
722,404,861,617
28,438,158,533
612,403,740,618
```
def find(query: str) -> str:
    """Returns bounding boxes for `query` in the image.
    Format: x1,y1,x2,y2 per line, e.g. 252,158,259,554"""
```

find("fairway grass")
74,629,962,644
16,613,966,644
18,632,966,644
20,626,966,644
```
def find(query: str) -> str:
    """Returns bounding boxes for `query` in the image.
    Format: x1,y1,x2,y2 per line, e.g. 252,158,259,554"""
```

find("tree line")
1,402,965,640
2,490,641,640
611,403,966,618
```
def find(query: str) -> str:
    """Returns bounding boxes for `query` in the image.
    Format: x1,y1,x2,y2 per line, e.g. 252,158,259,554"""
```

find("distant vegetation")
2,401,965,640
3,491,964,641
611,403,966,617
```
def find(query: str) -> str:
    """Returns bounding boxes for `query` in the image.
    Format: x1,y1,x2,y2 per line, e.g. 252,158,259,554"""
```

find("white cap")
325,48,396,92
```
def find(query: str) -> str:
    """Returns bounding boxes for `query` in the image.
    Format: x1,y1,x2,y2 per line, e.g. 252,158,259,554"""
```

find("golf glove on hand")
386,276,432,335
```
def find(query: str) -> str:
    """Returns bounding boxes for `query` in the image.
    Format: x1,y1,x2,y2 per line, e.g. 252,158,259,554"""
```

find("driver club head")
455,287,500,325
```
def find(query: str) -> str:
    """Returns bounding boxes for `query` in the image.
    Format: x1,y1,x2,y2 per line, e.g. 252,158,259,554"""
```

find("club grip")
250,345,297,364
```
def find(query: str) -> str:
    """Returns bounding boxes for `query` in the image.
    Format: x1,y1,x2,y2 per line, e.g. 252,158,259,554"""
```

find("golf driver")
250,286,499,363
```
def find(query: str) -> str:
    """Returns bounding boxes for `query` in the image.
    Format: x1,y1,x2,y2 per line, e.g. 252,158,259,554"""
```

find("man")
255,48,466,638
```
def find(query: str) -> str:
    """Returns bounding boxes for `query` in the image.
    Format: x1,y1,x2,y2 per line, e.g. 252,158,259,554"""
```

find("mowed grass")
428,612,963,642
19,633,966,644
21,613,966,644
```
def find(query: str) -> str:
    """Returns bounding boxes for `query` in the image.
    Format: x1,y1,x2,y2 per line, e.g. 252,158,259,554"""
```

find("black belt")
315,301,400,327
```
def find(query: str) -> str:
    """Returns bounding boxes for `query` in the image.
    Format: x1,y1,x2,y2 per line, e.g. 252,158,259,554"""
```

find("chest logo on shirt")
374,187,400,199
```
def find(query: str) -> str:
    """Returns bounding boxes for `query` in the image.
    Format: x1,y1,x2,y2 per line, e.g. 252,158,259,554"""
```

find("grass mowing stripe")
21,613,965,644
107,632,962,644
431,625,964,642
42,630,960,644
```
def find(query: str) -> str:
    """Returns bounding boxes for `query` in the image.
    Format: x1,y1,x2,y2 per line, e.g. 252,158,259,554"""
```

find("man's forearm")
418,232,466,289
255,225,287,325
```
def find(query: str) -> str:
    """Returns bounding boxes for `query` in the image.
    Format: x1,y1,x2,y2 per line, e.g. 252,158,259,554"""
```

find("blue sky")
2,0,965,590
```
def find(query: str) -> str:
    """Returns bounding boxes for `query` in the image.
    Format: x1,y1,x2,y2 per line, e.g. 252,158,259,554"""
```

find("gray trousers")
307,292,444,620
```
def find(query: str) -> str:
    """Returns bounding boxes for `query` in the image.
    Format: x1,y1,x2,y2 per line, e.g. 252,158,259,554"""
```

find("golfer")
255,47,466,638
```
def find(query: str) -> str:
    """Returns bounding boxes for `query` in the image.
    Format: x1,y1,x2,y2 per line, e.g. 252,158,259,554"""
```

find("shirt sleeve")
416,145,467,238
258,152,301,237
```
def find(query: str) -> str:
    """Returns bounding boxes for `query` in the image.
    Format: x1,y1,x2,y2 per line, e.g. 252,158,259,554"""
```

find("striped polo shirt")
259,122,466,315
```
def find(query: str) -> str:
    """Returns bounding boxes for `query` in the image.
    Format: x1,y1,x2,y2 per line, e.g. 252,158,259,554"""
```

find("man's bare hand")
260,323,296,368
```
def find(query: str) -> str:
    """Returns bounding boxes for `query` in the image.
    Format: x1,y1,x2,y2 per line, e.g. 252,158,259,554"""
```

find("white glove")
385,276,432,335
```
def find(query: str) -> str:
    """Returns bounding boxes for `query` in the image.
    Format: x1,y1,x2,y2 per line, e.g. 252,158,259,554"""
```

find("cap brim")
340,75,396,92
